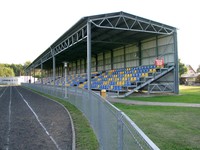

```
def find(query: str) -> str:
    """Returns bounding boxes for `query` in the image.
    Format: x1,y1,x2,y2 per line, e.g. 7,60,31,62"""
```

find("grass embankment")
114,86,200,150
125,85,200,103
28,89,99,150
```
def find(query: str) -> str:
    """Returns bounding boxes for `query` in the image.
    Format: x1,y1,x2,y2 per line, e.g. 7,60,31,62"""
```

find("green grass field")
26,85,200,150
125,85,200,103
114,86,200,150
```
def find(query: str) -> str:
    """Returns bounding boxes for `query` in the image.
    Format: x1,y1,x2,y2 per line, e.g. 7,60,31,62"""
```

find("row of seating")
81,65,157,91
38,65,159,92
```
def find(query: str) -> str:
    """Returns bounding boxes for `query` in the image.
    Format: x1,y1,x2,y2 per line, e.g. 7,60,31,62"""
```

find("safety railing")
22,83,159,150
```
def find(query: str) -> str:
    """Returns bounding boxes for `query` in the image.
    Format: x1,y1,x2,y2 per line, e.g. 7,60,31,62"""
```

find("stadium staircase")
121,66,174,97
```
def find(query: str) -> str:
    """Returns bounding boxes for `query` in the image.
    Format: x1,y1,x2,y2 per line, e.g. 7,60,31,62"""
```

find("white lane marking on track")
6,86,12,150
15,87,61,150
0,86,8,98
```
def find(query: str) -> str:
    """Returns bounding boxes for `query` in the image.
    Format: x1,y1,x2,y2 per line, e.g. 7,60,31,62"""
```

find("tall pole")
41,61,43,85
63,62,68,98
53,56,56,86
51,47,56,86
173,30,179,94
87,20,91,90
34,67,35,84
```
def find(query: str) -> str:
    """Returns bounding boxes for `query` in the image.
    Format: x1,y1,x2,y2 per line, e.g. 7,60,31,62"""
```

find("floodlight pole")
63,62,68,98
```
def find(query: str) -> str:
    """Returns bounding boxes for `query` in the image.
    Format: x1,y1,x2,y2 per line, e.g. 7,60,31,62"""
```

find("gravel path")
0,86,73,150
107,97,200,107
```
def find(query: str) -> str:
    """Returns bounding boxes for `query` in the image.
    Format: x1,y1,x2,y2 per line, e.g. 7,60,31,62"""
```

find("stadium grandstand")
25,11,179,97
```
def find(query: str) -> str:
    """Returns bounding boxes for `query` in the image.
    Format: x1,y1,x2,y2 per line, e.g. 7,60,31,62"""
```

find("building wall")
0,76,35,85
65,34,175,75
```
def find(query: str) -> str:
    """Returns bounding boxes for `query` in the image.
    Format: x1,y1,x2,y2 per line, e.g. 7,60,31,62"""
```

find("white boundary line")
0,86,8,98
23,86,76,150
15,87,61,150
6,86,12,150
41,94,76,150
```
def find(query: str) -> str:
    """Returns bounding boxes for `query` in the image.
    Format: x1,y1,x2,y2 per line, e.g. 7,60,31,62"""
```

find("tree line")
0,61,31,77
0,60,200,78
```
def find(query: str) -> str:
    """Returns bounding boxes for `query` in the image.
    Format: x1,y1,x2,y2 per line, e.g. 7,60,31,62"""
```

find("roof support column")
29,69,31,83
124,46,126,68
84,58,86,73
51,48,56,86
76,61,78,74
103,52,105,71
111,50,113,70
41,61,43,84
33,67,35,84
173,30,179,94
95,54,98,72
156,36,159,57
138,42,142,66
87,20,92,90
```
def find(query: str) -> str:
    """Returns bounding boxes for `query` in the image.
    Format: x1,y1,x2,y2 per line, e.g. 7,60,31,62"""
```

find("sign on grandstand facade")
155,58,164,68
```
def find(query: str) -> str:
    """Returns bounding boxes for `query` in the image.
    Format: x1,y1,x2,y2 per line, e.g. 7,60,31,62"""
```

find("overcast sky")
0,0,199,70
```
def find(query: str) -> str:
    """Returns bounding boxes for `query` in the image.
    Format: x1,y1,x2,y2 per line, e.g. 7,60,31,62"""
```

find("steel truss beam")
90,13,175,35
26,12,176,73
148,83,174,94
52,25,87,55
31,25,87,69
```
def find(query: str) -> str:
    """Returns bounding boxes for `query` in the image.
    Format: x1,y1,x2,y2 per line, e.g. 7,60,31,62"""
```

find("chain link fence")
22,83,159,150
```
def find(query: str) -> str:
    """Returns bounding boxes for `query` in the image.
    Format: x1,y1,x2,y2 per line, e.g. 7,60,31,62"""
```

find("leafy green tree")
10,64,23,76
195,74,200,83
22,61,31,75
0,61,31,77
23,61,31,69
0,64,15,77
179,59,187,77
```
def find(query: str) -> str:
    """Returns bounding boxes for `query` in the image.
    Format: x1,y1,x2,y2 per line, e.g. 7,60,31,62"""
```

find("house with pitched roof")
180,65,200,85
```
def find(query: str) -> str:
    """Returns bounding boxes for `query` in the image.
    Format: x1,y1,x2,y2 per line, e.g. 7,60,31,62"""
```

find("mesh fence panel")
22,84,159,150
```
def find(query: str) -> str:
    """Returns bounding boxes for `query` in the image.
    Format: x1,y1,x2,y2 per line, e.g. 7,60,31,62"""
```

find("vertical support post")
124,46,126,68
156,36,159,58
173,30,179,94
33,67,35,84
117,111,123,150
41,61,43,84
138,42,142,66
79,60,81,74
53,56,56,86
76,60,78,74
84,58,87,73
80,59,82,74
29,69,32,83
87,21,91,90
63,62,68,98
103,52,105,71
25,71,27,83
111,50,114,70
51,48,56,86
98,99,103,149
95,54,98,72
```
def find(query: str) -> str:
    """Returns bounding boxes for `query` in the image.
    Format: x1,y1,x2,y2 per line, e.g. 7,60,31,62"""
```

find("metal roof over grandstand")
27,11,176,70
